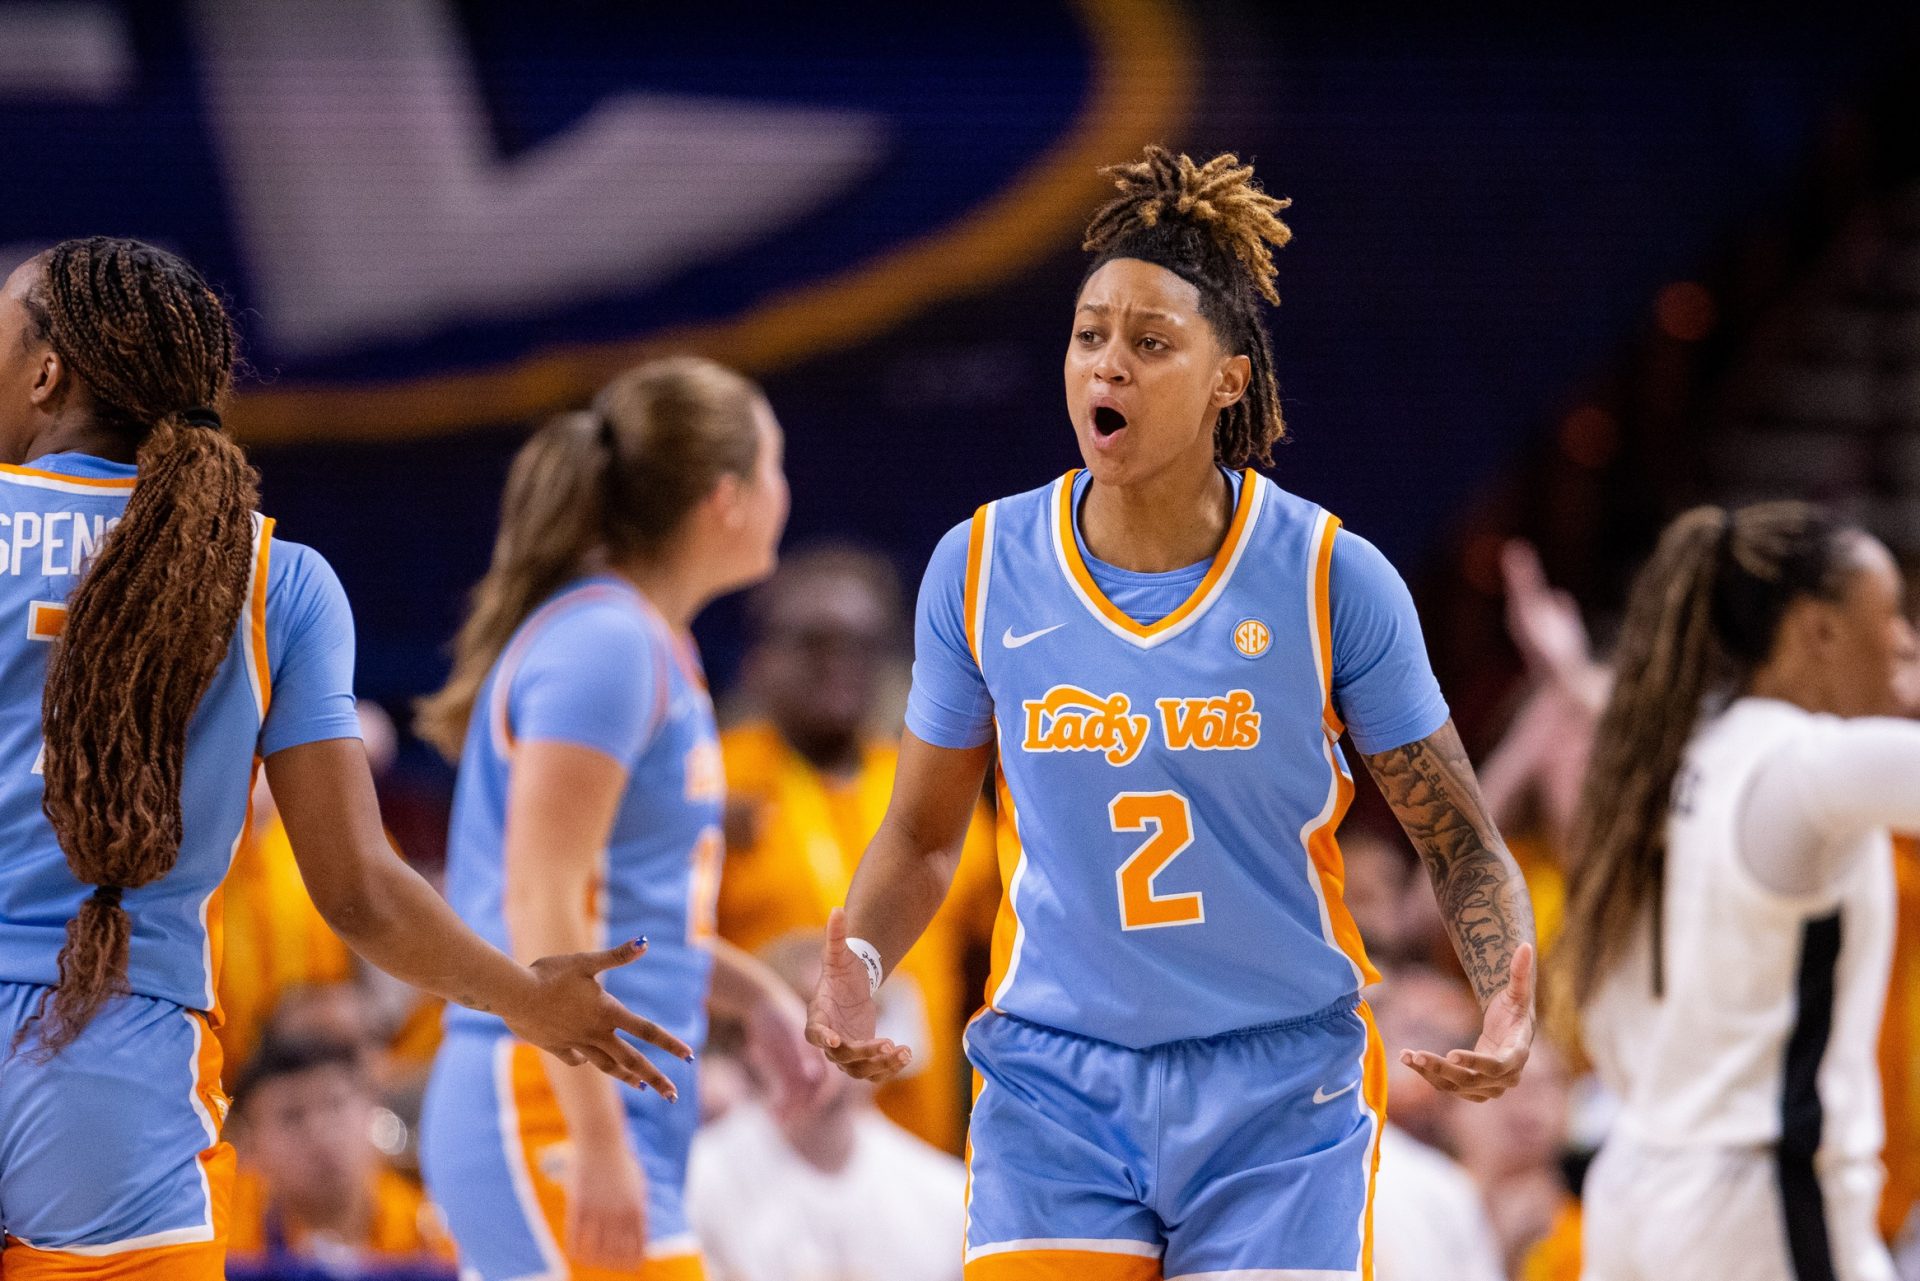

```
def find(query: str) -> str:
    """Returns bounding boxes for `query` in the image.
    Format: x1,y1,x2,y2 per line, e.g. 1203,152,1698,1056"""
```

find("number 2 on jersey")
1111,791,1204,930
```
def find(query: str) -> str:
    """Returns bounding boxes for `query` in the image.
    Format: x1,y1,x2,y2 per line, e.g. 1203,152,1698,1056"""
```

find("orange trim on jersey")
965,1249,1160,1281
963,503,991,665
983,758,1027,1011
0,1236,228,1279
1306,759,1379,986
1357,999,1389,1281
1311,513,1344,739
504,1043,707,1281
250,519,274,719
0,463,137,491
1055,468,1256,640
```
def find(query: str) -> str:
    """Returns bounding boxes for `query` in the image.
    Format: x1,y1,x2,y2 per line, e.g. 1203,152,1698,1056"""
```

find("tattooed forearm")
1362,720,1535,1006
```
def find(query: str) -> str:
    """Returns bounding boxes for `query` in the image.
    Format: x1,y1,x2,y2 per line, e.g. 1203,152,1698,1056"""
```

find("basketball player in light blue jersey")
417,358,818,1281
807,149,1539,1281
0,239,686,1281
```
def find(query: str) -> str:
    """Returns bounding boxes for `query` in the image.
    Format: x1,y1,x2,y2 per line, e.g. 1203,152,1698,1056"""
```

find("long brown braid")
416,356,764,760
19,237,255,1056
1555,502,1854,1016
1081,145,1293,468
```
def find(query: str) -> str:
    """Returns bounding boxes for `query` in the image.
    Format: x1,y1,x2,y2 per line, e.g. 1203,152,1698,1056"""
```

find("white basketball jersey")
1582,697,1896,1163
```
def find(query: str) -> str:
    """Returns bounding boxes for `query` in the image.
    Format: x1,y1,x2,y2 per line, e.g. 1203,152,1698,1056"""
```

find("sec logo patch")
1233,618,1270,659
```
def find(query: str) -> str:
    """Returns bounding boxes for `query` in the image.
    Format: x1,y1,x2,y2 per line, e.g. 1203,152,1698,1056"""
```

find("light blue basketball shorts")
962,999,1386,1280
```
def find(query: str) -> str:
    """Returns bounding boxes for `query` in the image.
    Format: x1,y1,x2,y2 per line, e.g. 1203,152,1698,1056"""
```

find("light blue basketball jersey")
0,453,362,1017
441,574,723,1051
912,469,1442,1049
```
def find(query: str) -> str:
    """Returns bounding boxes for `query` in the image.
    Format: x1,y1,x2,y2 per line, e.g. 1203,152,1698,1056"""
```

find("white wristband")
844,936,884,997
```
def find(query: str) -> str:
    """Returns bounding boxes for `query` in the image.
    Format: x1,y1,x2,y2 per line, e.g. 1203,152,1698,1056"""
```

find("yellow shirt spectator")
719,720,997,1153
217,805,353,1066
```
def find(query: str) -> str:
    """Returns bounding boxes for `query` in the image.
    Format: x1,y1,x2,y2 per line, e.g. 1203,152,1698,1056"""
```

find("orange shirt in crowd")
718,721,999,1153
1519,1200,1582,1281
1881,835,1920,1241
216,809,353,1066
228,1163,456,1265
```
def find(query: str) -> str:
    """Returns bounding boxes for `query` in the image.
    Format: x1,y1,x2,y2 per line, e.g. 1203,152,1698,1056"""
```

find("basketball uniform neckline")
1052,465,1260,643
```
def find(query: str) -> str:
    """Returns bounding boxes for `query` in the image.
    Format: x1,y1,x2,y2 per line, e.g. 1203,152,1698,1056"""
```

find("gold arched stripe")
228,0,1194,445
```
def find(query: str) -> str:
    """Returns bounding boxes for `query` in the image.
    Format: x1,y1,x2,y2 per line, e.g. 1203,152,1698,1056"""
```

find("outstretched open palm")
1400,941,1535,1103
805,908,913,1082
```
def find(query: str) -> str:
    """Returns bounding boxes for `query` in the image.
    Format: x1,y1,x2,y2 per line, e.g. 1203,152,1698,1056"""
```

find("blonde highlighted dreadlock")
1081,145,1294,467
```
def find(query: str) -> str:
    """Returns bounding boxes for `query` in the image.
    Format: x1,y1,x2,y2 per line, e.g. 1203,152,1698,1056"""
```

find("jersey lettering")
1021,685,1151,766
1157,689,1261,751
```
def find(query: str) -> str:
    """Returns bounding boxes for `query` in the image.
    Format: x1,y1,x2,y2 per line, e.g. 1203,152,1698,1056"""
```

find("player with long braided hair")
1563,503,1919,1281
807,147,1537,1280
0,238,688,1279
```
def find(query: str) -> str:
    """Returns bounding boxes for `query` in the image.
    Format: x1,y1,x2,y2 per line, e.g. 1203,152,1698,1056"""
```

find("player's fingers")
805,1019,842,1051
611,1005,694,1061
1403,1051,1493,1093
605,1036,677,1100
552,1046,585,1068
825,905,849,948
838,1046,913,1082
1505,942,1537,1008
1441,1048,1523,1079
587,937,648,974
822,1036,901,1067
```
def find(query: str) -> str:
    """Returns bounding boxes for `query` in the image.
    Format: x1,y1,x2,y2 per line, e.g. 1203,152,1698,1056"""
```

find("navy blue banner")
0,0,1191,442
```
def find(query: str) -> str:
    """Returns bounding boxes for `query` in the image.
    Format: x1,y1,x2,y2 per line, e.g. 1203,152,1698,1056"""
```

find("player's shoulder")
519,580,656,663
263,536,347,617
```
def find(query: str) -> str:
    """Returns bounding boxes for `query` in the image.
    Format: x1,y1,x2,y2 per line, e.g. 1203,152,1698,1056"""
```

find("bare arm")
500,740,656,1144
808,730,993,1080
265,738,689,1091
1362,719,1537,1100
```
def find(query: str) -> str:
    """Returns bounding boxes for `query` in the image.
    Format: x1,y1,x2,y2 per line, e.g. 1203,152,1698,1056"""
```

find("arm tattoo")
1362,721,1534,1006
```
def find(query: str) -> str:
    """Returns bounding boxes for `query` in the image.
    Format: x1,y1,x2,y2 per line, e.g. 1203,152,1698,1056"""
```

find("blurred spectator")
1445,1038,1579,1280
1474,541,1609,955
227,1035,456,1279
688,932,965,1281
1344,829,1438,968
1370,964,1504,1281
1886,838,1920,1258
717,544,999,1153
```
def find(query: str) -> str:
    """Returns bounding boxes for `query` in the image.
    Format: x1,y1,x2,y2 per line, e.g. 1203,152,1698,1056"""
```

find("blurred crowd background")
7,1,1920,1278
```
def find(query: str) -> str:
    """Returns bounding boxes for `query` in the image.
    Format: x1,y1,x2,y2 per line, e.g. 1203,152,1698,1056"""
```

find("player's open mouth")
1093,405,1128,437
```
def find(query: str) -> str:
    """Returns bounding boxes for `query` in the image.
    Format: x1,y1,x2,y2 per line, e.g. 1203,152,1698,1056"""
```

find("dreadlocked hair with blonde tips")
18,236,254,1057
1082,145,1294,468
416,356,765,760
1555,501,1855,1019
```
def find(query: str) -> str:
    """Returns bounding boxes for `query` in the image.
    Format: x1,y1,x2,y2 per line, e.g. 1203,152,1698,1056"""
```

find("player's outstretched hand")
806,907,913,1082
504,939,694,1100
1401,941,1535,1103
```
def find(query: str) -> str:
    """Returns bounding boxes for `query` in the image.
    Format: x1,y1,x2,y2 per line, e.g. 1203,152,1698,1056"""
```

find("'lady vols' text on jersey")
905,464,1451,1280
966,467,1382,1046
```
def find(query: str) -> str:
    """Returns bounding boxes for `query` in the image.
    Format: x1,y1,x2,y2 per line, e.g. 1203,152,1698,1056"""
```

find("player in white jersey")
1562,502,1920,1281
807,148,1538,1281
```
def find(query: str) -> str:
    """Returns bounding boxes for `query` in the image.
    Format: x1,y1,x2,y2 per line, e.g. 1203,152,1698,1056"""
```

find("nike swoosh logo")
1312,1080,1359,1105
1002,623,1065,649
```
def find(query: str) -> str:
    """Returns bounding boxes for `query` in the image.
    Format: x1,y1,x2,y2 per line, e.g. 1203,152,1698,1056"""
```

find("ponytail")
417,356,764,759
17,238,246,1056
415,413,611,758
1557,501,1853,1015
